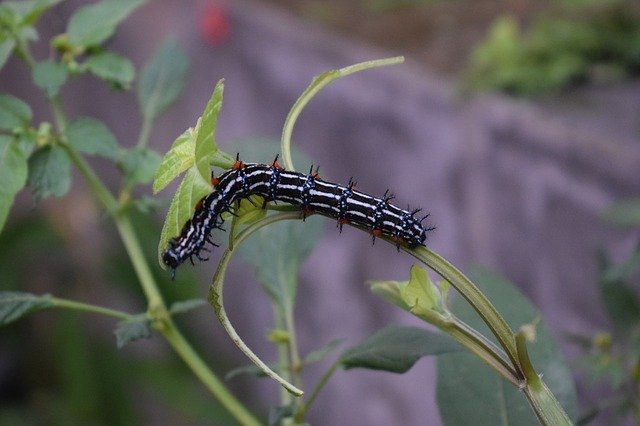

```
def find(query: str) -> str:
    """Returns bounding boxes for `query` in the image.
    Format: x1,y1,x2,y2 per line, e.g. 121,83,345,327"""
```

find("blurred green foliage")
465,0,640,95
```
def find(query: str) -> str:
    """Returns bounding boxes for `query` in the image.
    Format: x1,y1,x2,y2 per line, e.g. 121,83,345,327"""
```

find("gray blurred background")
1,0,639,424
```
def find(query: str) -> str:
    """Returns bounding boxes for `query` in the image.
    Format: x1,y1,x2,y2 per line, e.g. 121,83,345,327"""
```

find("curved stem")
403,245,521,375
280,56,404,171
209,211,305,396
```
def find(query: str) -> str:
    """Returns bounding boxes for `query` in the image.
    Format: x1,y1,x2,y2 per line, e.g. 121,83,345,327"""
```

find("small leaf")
66,117,120,158
153,81,223,193
27,145,71,200
341,325,460,373
194,79,223,180
169,299,206,315
118,147,162,185
225,364,269,381
0,39,16,71
0,93,32,130
84,51,135,89
302,338,343,365
137,38,188,122
22,0,64,25
369,279,411,310
153,129,195,193
32,60,68,98
0,136,28,233
114,315,152,348
603,198,640,227
157,167,212,268
267,329,290,344
0,291,54,325
67,0,147,47
401,265,442,319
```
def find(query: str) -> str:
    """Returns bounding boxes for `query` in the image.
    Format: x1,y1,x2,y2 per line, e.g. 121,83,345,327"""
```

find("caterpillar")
162,157,434,272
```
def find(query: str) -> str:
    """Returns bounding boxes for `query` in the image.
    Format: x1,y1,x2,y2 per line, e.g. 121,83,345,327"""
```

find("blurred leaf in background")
465,0,640,95
436,267,578,425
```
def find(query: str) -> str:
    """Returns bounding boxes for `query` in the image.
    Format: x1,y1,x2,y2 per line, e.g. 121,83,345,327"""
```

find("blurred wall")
2,0,640,424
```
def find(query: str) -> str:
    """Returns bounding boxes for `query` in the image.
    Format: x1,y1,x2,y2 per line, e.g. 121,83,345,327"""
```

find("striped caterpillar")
162,157,434,272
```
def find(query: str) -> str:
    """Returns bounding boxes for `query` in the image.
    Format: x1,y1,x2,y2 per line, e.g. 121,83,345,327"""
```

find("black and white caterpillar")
162,158,434,272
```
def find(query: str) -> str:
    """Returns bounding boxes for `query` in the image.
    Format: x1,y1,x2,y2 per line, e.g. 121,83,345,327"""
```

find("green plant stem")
295,358,341,422
440,316,519,385
209,211,305,397
404,245,522,376
160,318,262,426
136,115,153,148
273,305,294,405
51,297,131,320
61,145,257,425
516,332,572,425
284,302,303,389
115,216,165,310
280,56,404,171
51,96,68,132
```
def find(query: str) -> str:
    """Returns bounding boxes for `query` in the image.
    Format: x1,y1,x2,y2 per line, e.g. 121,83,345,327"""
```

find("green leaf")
118,147,162,185
302,338,343,365
22,0,64,25
152,80,224,193
598,249,640,332
0,291,54,325
603,198,640,227
436,267,578,424
369,279,411,311
0,39,16,71
114,315,152,348
401,265,442,319
225,364,269,381
600,281,640,333
27,145,71,200
341,325,460,373
194,79,223,180
84,51,135,89
157,167,212,268
137,38,188,122
169,299,206,315
238,215,324,309
32,60,68,98
0,93,32,130
0,136,28,233
0,0,63,25
153,129,196,193
67,0,147,47
66,117,120,158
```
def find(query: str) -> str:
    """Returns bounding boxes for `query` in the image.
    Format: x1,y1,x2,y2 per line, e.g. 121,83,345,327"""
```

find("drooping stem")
209,211,306,397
